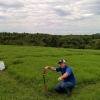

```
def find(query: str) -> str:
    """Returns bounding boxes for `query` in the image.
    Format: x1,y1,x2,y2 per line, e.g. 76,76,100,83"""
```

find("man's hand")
44,66,56,71
57,76,63,81
44,66,49,70
57,72,69,81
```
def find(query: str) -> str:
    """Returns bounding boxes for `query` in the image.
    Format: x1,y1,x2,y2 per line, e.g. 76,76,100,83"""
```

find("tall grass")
0,45,100,100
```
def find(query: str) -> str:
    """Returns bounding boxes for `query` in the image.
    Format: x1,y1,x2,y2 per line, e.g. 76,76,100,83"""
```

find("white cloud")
0,0,100,34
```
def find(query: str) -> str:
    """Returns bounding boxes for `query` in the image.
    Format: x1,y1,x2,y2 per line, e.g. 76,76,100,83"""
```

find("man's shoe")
66,88,73,96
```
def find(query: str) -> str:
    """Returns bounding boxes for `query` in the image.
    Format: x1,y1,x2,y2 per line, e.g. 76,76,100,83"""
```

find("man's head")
58,59,66,68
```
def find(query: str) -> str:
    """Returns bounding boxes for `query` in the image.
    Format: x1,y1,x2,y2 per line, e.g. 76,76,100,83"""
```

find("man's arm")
58,72,69,81
44,66,56,71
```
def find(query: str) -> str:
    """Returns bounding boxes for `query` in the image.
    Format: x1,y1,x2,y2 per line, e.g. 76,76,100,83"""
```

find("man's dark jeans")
55,82,74,93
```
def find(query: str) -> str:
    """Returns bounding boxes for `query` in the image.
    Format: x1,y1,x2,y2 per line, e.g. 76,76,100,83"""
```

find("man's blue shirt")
56,65,76,85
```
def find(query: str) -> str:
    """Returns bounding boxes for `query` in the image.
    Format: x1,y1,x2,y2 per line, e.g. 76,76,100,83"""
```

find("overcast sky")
0,0,100,35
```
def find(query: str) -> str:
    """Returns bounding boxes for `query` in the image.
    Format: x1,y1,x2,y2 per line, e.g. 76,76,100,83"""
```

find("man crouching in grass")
44,59,76,95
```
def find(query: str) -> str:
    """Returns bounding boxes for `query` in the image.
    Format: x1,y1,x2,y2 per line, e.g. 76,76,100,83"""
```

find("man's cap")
58,59,66,64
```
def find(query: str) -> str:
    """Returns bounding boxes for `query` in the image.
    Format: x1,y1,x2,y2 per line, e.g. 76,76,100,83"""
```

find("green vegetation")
0,45,100,100
0,32,100,49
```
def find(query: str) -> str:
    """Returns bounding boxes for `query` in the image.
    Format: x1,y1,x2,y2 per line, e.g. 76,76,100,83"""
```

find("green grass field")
0,45,100,100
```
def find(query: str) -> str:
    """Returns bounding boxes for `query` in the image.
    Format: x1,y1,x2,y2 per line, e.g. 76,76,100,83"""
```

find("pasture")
0,45,100,100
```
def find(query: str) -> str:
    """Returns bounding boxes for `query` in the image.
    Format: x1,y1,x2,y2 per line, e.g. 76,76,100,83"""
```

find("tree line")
0,32,100,49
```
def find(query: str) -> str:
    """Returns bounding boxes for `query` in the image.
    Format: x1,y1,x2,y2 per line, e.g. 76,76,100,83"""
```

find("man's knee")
55,83,62,92
55,87,58,91
60,82,66,90
55,84,60,91
55,87,61,93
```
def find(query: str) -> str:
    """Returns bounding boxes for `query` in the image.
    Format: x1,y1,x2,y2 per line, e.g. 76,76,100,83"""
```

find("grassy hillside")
0,45,100,100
